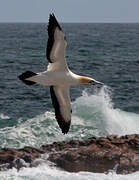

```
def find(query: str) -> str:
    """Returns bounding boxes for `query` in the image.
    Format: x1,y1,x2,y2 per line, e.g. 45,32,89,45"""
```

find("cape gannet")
18,13,103,134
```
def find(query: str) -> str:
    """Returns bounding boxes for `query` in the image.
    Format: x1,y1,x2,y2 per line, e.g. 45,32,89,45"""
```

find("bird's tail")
18,71,37,85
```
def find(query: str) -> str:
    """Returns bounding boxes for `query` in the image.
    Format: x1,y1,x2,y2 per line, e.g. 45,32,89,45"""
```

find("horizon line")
0,21,139,24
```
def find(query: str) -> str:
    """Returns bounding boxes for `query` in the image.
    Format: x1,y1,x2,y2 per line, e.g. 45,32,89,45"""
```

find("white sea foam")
0,113,10,120
0,163,139,180
72,85,139,136
0,86,139,178
0,85,139,148
0,111,65,148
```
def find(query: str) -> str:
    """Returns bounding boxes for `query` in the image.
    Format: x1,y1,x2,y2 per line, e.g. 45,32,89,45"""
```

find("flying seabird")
18,14,103,134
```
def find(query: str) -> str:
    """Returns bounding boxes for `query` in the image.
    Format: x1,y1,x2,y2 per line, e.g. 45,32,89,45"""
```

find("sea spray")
73,85,139,136
0,86,139,149
0,114,10,120
94,85,139,135
0,164,139,180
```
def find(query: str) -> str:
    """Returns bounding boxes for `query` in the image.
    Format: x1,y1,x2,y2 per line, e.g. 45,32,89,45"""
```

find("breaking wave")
0,86,139,149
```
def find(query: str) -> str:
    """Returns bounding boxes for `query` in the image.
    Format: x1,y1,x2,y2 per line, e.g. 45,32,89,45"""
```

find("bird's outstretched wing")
46,13,67,70
50,86,72,134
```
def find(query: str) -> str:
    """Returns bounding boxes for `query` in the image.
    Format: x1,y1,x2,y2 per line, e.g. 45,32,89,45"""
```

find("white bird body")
27,69,81,86
19,14,103,134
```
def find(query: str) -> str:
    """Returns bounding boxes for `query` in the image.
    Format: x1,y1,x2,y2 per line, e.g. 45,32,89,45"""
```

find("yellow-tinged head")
80,76,93,84
80,76,104,85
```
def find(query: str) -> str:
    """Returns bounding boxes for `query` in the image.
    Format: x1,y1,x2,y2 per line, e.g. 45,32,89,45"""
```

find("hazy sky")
0,0,139,23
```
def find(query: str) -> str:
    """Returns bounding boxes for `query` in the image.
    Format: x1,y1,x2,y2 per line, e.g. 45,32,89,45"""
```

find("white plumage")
19,13,103,134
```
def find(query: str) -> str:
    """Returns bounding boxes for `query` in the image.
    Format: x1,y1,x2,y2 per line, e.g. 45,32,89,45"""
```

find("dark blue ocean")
0,23,139,179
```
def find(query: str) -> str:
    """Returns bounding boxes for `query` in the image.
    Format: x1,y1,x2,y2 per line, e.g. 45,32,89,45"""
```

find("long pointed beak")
90,79,104,85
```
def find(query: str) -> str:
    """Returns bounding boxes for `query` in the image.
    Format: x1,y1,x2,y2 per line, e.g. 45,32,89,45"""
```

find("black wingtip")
55,116,71,134
18,71,37,86
59,120,71,134
47,13,63,62
48,13,62,31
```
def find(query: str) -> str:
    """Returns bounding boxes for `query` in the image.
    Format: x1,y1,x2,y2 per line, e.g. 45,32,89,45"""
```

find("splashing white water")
72,85,139,136
0,85,139,149
98,86,139,135
0,163,139,180
0,86,139,179
0,114,10,120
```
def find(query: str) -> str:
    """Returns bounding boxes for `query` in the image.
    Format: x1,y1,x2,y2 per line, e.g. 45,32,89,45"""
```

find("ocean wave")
0,86,139,148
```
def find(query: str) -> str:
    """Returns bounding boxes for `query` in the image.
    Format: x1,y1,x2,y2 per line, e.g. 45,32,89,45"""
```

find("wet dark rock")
0,134,139,174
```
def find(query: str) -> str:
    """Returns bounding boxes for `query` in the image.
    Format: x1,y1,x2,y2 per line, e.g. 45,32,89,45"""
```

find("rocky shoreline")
0,134,139,174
